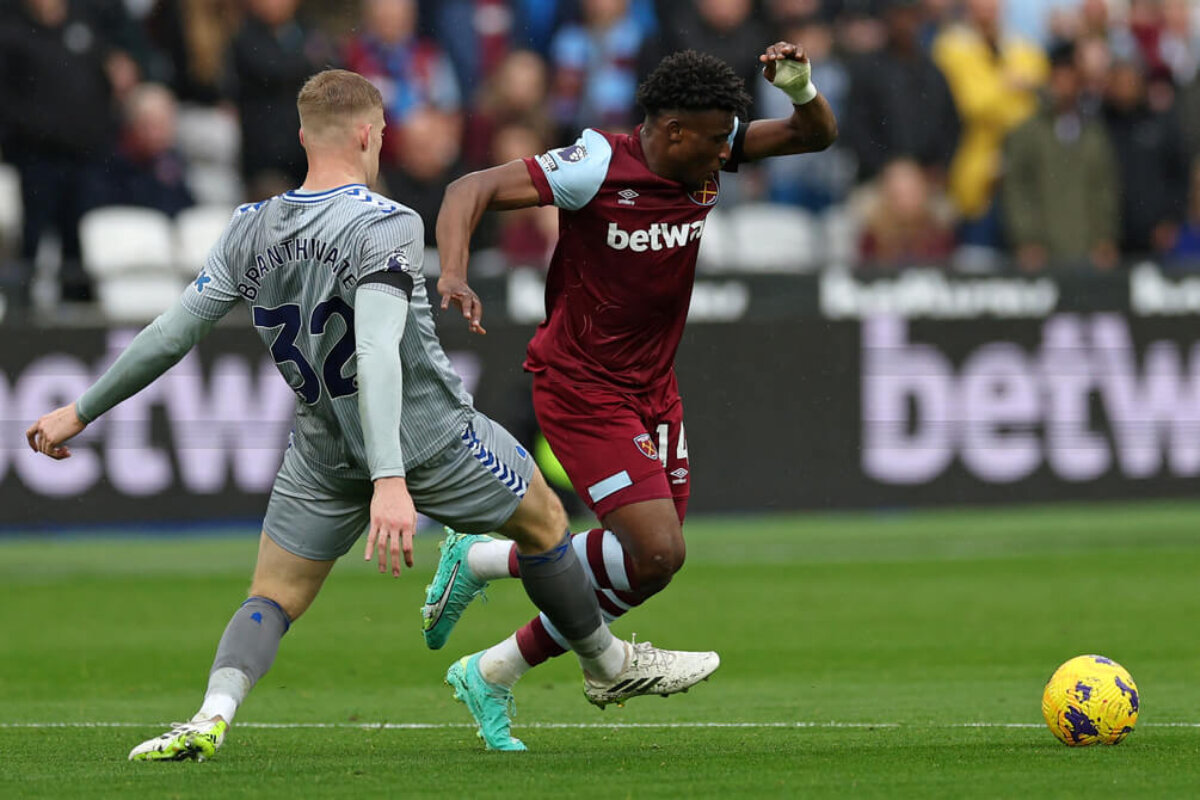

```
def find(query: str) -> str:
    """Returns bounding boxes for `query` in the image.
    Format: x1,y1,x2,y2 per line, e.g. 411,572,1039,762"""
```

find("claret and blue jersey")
522,122,742,392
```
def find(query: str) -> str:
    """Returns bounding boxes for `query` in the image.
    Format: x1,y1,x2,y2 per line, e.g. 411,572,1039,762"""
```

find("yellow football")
1042,654,1139,746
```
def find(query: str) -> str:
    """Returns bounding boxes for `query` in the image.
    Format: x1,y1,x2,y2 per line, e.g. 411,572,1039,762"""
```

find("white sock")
478,634,533,689
195,667,250,724
466,538,516,581
579,637,629,682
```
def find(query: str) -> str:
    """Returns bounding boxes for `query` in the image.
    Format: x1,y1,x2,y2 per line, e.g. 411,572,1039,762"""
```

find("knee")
246,583,307,622
500,474,569,553
629,539,686,594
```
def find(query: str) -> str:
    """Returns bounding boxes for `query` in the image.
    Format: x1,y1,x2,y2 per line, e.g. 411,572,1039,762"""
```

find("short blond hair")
297,69,383,136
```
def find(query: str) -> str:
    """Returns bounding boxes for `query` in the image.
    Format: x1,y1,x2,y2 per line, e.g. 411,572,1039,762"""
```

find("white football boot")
128,716,228,761
584,637,720,709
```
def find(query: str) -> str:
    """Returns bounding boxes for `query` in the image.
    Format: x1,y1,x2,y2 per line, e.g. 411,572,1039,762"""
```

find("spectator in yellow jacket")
933,0,1048,250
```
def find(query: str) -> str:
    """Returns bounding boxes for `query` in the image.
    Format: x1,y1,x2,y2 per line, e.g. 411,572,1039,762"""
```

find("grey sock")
517,532,607,655
210,596,290,688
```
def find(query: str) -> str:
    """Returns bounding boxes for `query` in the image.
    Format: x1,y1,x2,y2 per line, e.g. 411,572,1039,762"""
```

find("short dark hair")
636,50,752,118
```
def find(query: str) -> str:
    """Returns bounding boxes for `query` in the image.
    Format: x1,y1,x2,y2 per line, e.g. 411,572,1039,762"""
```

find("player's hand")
364,476,417,577
759,41,808,83
437,275,487,335
25,403,86,460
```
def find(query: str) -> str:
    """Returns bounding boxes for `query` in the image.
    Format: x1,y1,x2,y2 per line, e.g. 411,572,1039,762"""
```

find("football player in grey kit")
25,69,715,759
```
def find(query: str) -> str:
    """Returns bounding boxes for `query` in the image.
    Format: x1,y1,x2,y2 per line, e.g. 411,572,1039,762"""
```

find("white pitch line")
0,721,1195,730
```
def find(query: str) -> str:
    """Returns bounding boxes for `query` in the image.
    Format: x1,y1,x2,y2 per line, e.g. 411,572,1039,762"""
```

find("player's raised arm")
435,160,541,334
741,41,839,160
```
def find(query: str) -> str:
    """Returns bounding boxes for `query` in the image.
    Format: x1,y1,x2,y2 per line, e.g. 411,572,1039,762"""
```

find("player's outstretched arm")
25,300,216,460
435,160,542,334
742,41,839,160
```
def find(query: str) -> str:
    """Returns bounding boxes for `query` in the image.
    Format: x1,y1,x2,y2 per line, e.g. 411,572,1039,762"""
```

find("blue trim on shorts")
461,424,529,499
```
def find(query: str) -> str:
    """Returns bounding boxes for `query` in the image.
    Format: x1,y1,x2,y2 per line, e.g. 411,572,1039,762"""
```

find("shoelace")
156,722,196,742
629,636,676,670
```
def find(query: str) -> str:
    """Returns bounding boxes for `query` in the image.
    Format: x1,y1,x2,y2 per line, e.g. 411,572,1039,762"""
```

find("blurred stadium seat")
820,203,860,268
175,204,234,277
80,206,186,322
0,163,22,254
186,163,245,206
696,208,733,273
725,203,820,272
176,105,240,167
177,105,243,206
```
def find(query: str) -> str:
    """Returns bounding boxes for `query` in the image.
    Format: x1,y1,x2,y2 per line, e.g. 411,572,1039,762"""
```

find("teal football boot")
422,529,491,649
446,652,527,752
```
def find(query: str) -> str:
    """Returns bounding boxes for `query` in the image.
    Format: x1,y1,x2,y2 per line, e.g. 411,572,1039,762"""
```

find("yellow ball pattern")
1042,654,1139,746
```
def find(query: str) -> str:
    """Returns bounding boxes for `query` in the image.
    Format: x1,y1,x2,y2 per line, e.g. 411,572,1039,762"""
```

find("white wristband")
770,58,818,106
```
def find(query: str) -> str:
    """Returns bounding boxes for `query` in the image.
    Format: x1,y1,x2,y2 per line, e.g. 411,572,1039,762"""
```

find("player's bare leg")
247,530,338,621
129,533,335,761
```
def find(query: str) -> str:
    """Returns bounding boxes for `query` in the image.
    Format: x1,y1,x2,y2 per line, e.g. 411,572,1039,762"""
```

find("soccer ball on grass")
1041,654,1139,746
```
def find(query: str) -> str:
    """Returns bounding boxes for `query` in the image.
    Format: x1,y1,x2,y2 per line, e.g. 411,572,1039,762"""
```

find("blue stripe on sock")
241,596,292,632
516,536,571,566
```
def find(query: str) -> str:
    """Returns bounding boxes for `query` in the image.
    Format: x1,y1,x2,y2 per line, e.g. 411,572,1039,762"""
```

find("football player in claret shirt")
424,44,837,736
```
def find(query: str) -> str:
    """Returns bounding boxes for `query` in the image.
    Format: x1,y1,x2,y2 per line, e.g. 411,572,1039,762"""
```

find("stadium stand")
174,204,235,277
726,203,822,272
79,206,185,322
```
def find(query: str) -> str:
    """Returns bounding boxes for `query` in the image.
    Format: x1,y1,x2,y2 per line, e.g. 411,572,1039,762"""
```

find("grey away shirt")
178,185,473,479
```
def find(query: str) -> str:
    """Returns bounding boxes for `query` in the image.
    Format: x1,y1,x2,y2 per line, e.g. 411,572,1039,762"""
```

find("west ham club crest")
688,175,719,206
633,433,658,460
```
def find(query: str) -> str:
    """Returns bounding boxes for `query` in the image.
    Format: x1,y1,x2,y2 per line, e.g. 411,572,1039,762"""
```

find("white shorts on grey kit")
263,413,535,561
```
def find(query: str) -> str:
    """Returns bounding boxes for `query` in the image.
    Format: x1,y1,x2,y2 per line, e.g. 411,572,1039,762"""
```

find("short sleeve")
522,129,614,211
356,208,424,300
180,213,241,321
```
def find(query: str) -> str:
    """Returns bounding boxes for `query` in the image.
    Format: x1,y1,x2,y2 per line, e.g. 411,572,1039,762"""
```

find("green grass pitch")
3,501,1200,798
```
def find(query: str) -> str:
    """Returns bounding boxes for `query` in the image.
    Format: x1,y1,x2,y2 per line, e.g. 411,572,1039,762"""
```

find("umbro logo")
617,188,639,206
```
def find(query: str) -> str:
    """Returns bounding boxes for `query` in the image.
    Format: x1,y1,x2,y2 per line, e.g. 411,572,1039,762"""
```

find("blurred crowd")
2,0,1200,311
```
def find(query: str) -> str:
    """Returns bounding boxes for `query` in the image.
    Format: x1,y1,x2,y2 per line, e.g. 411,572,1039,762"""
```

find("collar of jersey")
283,184,368,203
